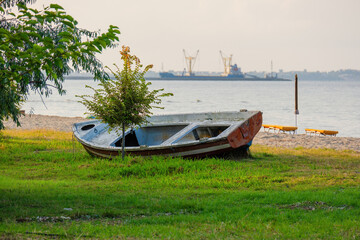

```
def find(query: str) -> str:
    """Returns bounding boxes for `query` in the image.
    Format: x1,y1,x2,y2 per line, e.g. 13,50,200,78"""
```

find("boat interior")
77,121,232,148
111,124,230,147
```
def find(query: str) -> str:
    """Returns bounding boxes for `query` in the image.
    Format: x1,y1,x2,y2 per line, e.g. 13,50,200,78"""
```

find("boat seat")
263,124,297,134
160,122,200,146
305,129,338,136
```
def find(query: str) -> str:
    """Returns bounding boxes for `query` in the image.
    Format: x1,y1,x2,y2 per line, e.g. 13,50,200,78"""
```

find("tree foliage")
78,46,173,159
0,0,120,129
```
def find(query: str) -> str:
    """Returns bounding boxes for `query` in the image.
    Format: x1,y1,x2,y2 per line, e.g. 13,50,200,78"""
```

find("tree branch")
36,88,48,109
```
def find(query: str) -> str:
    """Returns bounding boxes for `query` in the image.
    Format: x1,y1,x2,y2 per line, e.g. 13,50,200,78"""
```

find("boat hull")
81,138,233,158
73,111,262,159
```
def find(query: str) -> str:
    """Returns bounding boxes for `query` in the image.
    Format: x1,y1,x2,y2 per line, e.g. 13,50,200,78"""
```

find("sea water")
21,79,360,137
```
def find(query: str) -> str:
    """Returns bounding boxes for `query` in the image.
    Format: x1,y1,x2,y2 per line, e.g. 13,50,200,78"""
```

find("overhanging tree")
78,46,173,160
0,0,120,129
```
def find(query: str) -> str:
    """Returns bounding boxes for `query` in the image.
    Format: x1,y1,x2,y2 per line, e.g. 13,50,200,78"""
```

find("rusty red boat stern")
227,111,262,148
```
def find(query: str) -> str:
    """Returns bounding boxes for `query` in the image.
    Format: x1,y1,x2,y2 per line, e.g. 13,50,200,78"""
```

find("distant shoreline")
64,69,360,81
64,75,291,81
145,77,291,81
4,114,360,153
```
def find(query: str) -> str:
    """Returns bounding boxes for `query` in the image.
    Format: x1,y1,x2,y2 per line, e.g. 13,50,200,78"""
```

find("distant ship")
147,50,290,81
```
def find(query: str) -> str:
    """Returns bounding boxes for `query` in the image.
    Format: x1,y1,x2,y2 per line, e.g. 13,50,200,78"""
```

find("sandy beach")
4,114,360,152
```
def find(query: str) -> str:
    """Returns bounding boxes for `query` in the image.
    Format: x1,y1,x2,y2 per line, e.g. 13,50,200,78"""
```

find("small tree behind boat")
77,46,173,160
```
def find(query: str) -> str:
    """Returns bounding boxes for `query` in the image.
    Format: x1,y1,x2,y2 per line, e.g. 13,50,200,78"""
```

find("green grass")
1,129,360,239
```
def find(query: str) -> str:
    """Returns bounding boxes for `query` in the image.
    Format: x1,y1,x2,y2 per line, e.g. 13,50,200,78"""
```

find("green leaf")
29,8,39,14
61,20,74,28
49,4,64,11
18,33,30,41
35,15,45,24
63,15,74,22
59,38,71,43
57,48,65,54
59,31,73,39
17,3,28,10
98,39,107,48
25,20,39,25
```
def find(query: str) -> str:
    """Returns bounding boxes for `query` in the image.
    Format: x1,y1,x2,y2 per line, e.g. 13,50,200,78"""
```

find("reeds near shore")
1,129,360,239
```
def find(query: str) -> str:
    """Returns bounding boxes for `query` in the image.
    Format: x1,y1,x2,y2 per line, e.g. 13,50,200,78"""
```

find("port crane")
219,51,233,76
183,49,199,76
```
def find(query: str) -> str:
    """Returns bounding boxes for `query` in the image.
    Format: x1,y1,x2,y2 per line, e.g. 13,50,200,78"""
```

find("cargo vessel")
147,50,290,81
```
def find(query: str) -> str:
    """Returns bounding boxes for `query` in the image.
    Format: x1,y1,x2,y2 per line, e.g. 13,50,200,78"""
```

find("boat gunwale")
73,124,230,152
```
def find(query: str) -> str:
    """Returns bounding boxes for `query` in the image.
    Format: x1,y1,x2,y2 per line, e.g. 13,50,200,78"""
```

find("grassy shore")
1,129,360,239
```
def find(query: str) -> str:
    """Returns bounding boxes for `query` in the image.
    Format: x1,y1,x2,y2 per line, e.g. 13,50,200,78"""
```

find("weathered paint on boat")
73,110,262,158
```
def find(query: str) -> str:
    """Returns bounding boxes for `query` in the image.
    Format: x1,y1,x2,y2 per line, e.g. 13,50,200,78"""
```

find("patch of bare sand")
254,132,360,152
4,114,87,132
4,115,360,152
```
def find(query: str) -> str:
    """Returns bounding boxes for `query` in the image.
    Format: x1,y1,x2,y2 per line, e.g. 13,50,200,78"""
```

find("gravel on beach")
4,114,360,152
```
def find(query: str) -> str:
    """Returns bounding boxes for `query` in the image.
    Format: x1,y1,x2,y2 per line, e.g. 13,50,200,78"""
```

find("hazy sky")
32,0,360,72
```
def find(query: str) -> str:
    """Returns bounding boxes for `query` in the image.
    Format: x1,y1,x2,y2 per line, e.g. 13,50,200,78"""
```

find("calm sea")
22,79,360,137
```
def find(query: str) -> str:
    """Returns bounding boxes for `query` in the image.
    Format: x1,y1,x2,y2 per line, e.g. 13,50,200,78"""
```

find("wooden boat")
73,110,262,158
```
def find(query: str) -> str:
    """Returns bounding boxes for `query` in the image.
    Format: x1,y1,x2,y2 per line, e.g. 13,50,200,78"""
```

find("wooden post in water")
295,74,299,132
